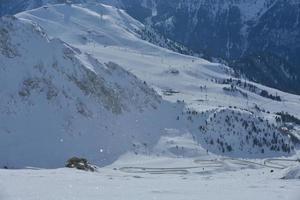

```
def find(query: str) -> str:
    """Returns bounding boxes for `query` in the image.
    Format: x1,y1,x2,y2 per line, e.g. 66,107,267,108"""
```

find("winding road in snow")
119,158,300,175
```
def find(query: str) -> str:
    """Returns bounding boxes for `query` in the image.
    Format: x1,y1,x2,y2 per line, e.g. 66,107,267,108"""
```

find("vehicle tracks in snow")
118,158,300,175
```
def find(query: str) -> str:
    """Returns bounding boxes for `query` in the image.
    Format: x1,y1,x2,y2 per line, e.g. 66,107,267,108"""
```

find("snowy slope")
1,155,300,200
0,15,185,168
15,3,300,115
0,0,99,16
0,3,299,168
283,165,300,179
2,1,300,95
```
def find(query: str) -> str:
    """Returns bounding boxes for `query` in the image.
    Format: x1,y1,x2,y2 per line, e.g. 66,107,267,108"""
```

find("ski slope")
16,3,300,116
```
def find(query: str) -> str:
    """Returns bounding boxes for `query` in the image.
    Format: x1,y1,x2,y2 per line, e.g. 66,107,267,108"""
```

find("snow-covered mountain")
103,0,300,94
0,14,183,168
0,3,299,168
0,0,86,15
2,1,300,94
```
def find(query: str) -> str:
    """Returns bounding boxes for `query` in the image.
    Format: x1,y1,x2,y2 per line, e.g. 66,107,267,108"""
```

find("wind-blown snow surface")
1,154,300,200
283,165,300,179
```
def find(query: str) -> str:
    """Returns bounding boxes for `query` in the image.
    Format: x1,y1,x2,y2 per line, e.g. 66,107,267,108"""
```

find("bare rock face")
0,16,20,58
65,157,96,172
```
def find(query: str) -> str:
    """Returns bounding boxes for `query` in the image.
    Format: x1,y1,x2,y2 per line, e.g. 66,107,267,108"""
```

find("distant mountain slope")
101,0,300,94
2,1,299,94
0,0,89,16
